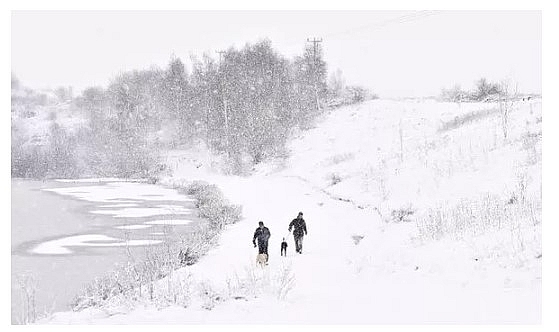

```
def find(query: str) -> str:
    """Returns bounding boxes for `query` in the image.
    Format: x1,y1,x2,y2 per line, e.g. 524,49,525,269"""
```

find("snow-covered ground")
40,98,542,324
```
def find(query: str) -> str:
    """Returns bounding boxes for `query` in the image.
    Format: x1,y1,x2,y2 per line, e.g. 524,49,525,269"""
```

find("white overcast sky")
11,10,541,98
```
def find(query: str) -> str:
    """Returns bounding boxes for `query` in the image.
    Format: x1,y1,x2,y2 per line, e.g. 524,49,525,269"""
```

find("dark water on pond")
11,179,202,324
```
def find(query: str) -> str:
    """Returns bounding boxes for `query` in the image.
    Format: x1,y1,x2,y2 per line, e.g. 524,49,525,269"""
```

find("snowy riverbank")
40,98,541,324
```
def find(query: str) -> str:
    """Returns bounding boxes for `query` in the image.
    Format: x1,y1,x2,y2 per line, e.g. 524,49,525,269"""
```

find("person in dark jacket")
253,221,271,260
288,212,307,254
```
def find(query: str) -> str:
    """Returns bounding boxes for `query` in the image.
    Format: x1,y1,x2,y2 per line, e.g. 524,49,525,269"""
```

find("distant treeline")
12,39,371,179
440,78,534,103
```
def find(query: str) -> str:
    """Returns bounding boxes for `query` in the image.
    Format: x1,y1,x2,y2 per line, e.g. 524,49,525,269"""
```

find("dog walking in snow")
253,221,271,266
256,253,268,266
281,238,288,256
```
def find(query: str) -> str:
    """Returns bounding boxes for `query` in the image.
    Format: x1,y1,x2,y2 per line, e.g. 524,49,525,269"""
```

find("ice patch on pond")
54,178,148,183
145,219,194,225
115,224,153,230
90,206,192,218
156,204,187,209
99,204,139,208
43,182,196,203
31,234,162,255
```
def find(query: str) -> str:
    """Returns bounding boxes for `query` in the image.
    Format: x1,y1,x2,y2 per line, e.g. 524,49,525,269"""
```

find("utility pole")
306,37,323,112
216,50,226,64
216,50,229,155
306,37,323,62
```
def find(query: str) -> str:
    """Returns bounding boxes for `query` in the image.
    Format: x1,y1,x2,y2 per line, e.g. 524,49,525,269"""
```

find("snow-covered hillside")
41,98,542,324
11,84,87,150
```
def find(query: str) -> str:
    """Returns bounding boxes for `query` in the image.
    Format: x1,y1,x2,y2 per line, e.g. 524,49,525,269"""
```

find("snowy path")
188,173,540,324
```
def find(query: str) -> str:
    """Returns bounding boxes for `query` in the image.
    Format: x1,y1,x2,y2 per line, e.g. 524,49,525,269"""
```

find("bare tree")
474,77,501,101
328,68,345,97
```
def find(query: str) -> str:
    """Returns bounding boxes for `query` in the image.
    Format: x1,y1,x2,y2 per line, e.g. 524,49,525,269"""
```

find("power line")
324,10,437,39
283,11,439,48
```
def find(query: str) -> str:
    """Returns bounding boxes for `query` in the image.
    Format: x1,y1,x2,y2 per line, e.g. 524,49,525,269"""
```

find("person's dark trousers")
281,247,287,256
294,235,304,254
258,241,269,260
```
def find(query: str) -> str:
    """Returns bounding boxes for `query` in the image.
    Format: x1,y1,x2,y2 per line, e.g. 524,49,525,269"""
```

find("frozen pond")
11,179,203,324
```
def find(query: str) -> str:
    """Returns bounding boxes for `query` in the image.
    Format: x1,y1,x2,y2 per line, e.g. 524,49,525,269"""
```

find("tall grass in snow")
16,273,38,324
416,193,541,242
438,107,501,132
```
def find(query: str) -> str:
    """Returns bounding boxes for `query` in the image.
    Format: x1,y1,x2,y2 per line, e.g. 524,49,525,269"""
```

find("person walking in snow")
288,212,307,254
253,221,271,260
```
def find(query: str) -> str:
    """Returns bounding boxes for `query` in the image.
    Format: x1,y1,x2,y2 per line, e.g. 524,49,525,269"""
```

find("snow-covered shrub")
351,234,365,245
390,206,415,223
149,180,242,268
147,272,193,309
224,262,295,302
440,84,468,103
178,180,243,229
72,273,128,310
173,181,241,264
326,86,377,107
199,281,223,311
225,265,262,300
181,223,221,265
345,85,369,103
72,238,186,310
328,173,342,186
273,263,296,300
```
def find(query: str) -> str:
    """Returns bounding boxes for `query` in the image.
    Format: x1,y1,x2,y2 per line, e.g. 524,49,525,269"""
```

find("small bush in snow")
351,234,365,245
329,173,342,186
199,282,223,311
440,84,468,103
224,262,296,302
172,181,241,265
177,180,242,229
273,263,296,300
390,206,415,223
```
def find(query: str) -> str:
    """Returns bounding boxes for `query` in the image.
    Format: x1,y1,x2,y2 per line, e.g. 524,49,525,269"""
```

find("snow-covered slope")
11,96,87,149
42,98,542,324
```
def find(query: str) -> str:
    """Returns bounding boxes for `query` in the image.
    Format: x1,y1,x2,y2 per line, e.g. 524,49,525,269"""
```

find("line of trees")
13,39,370,178
81,39,329,174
